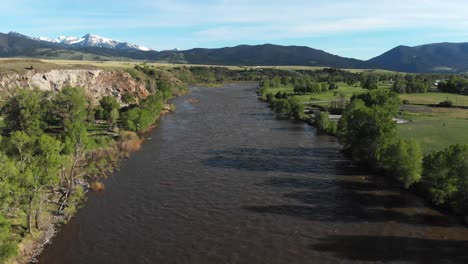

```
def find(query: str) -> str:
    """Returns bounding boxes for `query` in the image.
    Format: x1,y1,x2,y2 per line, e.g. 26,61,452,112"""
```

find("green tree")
7,132,62,232
321,83,328,92
0,153,19,215
352,88,401,115
387,139,423,188
362,75,379,90
271,76,281,87
266,93,274,103
328,82,338,90
422,144,468,206
55,87,89,191
32,134,62,229
122,93,136,105
158,80,173,100
109,108,120,131
273,99,291,114
3,89,46,136
0,214,17,262
99,96,120,121
315,111,330,132
288,97,304,120
391,76,407,93
310,82,321,93
121,109,140,131
337,99,397,167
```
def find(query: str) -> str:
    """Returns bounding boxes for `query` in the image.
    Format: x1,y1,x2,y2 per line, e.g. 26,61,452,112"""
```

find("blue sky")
2,0,468,59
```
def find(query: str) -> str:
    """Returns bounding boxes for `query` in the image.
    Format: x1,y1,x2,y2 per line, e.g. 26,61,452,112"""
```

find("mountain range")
1,31,468,73
9,31,152,51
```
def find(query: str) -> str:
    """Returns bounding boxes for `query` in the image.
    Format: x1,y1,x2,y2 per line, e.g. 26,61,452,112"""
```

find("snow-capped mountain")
35,33,152,51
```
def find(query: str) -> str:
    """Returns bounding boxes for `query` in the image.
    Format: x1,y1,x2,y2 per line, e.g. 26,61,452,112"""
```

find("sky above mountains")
3,0,468,59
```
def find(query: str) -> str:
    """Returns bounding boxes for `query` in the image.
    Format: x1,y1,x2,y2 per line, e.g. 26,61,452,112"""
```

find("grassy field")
400,92,468,107
1,58,396,73
263,82,468,153
39,59,251,71
265,82,368,106
398,106,468,153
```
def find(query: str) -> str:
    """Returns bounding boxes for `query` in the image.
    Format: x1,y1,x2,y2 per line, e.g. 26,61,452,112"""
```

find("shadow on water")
203,147,461,227
247,175,462,227
212,147,468,262
202,147,352,174
245,178,458,227
311,235,468,263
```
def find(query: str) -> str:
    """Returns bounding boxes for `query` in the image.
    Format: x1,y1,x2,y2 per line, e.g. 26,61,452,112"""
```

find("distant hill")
368,43,468,73
180,44,369,68
0,32,370,69
4,31,468,73
0,32,159,61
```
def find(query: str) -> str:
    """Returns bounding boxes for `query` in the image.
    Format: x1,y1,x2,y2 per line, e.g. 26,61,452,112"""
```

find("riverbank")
7,103,178,264
257,84,468,226
36,83,468,264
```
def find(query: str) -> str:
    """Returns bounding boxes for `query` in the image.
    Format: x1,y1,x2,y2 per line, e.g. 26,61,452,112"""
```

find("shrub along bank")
259,76,467,219
0,66,187,263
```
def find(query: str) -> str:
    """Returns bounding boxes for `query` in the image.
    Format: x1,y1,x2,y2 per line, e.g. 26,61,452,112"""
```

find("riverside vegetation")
0,63,192,263
0,62,302,263
258,70,468,219
1,63,468,262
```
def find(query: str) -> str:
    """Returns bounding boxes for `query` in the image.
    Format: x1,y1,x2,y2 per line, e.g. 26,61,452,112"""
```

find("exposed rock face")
0,69,149,103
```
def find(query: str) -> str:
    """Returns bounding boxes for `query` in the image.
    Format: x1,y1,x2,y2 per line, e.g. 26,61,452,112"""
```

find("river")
38,83,468,264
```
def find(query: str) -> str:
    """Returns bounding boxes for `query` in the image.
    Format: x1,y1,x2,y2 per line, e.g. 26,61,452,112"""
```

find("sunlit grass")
399,92,468,107
398,107,468,153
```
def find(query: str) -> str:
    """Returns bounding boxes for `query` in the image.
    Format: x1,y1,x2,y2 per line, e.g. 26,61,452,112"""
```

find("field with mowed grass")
399,92,468,107
264,82,370,106
398,106,468,153
1,58,396,73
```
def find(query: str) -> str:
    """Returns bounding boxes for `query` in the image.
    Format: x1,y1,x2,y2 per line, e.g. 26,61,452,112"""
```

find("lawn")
41,59,247,71
265,82,368,107
399,92,468,107
36,59,397,73
309,83,367,102
398,106,468,153
263,82,468,154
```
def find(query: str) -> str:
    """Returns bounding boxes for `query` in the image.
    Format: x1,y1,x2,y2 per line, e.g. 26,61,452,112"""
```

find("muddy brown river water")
38,83,468,264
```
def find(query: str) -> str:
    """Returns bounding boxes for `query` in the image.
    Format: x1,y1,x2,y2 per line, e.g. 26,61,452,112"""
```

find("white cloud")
3,0,468,58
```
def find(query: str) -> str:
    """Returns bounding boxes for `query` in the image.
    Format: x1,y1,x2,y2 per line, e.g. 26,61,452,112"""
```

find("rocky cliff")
0,69,149,102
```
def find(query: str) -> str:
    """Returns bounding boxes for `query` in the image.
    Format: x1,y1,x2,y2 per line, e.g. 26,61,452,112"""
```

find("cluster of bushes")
0,62,184,260
391,75,432,93
438,100,454,108
293,81,337,94
422,145,468,212
262,91,305,120
337,88,467,214
314,111,338,135
361,74,379,90
0,87,92,260
438,76,468,94
120,93,164,132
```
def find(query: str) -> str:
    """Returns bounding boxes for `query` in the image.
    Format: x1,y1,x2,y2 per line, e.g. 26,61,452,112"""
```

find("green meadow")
400,92,468,107
398,106,468,153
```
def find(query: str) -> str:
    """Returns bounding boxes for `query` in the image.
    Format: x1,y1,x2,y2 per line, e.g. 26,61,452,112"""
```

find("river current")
38,83,468,264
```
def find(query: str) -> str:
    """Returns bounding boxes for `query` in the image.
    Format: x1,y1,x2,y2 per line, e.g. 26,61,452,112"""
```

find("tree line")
337,89,467,214
0,66,181,261
258,71,467,218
